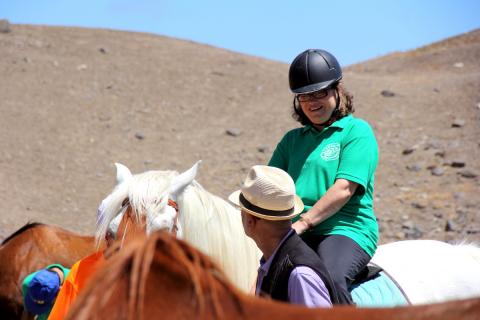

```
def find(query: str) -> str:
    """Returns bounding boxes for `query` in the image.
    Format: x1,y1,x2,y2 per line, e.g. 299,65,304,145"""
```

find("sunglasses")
296,88,331,102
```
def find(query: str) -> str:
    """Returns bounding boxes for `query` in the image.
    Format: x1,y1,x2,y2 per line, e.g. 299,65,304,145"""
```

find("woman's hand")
293,179,359,234
292,219,310,235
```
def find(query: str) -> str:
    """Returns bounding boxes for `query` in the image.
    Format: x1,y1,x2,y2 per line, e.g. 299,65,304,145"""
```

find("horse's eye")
106,230,116,240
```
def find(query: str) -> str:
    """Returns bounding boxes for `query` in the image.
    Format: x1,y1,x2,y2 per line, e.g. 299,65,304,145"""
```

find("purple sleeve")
288,266,332,308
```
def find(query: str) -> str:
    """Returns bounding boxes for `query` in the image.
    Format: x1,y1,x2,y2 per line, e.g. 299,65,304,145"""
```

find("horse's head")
95,161,202,247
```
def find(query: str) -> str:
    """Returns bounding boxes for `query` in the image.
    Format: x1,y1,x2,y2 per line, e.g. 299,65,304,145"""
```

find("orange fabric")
48,251,105,320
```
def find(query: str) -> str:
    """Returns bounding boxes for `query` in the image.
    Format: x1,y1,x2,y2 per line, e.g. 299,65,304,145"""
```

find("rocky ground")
0,22,479,244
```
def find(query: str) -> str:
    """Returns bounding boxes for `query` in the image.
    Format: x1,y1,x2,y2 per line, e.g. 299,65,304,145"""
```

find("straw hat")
228,165,304,220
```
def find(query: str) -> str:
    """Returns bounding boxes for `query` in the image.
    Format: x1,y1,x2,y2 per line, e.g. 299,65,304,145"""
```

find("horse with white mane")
96,161,261,292
97,161,480,304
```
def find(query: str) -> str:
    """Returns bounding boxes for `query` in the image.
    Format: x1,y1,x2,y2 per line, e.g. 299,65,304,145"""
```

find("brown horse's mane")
68,231,242,320
1,222,44,245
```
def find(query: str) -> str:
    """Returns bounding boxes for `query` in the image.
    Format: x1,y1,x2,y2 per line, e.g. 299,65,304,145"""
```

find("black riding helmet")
289,49,342,94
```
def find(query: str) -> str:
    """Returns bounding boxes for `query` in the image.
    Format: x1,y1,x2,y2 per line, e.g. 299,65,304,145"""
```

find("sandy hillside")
0,24,479,244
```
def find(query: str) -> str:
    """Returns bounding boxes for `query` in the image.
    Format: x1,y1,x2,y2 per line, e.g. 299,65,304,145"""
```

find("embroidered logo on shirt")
320,143,340,161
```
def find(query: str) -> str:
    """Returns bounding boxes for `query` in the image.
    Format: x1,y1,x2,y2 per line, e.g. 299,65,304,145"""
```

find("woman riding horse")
269,49,379,304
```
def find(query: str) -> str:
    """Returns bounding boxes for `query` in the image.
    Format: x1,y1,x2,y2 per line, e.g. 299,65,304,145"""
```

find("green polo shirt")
268,115,379,256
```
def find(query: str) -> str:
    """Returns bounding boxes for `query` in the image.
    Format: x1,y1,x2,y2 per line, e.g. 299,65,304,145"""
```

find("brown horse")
0,223,98,319
66,231,480,320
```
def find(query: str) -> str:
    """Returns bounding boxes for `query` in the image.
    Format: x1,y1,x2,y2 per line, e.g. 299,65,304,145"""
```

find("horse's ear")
170,160,201,200
115,163,133,185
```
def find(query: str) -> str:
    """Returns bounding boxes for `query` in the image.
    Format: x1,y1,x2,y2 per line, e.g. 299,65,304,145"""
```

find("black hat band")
239,193,294,216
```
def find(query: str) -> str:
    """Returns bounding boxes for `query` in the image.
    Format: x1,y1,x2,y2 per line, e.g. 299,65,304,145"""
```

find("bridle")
115,197,180,237
167,198,180,236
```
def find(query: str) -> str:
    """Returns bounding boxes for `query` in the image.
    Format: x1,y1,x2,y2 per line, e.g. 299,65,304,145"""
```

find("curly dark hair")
292,82,355,126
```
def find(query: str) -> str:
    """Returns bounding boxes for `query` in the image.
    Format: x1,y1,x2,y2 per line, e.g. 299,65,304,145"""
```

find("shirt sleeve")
288,266,332,308
268,132,291,170
336,121,378,194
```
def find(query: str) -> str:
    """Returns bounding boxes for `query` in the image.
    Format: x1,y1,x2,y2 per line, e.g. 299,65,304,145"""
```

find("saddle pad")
350,271,408,307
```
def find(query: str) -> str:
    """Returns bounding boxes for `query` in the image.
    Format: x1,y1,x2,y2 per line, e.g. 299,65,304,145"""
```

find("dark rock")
381,90,395,97
433,212,443,218
451,119,465,127
402,146,416,155
226,128,242,137
445,220,455,232
430,166,444,176
406,163,422,172
450,160,466,168
135,132,145,140
257,145,269,153
458,170,478,179
466,229,480,234
433,88,440,93
0,19,11,33
411,202,427,209
434,150,446,158
99,47,107,54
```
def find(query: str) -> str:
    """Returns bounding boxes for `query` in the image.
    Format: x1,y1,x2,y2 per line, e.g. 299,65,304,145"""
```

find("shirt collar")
258,229,294,274
302,114,353,135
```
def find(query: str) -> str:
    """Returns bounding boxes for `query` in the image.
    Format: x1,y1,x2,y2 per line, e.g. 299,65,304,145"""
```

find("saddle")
352,263,383,285
348,263,410,307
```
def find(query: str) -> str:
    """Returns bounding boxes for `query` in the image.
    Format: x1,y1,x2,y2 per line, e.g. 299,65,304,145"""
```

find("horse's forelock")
128,170,178,231
95,181,131,245
100,170,181,240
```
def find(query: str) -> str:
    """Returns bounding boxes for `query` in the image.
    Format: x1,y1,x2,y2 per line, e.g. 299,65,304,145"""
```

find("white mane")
177,180,261,291
97,169,260,292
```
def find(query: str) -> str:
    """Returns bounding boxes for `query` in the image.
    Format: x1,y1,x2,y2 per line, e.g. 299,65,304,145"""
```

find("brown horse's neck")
1,222,44,246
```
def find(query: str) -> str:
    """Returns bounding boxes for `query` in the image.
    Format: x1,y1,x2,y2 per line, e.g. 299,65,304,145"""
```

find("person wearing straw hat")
229,165,341,307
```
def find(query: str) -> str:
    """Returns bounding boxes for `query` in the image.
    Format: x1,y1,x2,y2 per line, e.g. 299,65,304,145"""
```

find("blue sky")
2,0,479,66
